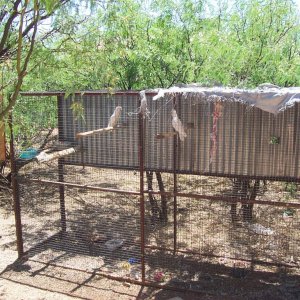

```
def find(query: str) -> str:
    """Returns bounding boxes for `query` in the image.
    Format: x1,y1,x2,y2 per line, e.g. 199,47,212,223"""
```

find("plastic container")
19,148,38,160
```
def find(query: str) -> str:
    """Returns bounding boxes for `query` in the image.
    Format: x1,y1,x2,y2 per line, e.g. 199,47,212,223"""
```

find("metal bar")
20,91,158,97
55,161,300,183
58,163,66,232
57,95,66,232
293,103,299,177
80,139,85,169
9,113,24,257
145,190,300,208
0,95,5,161
138,110,146,283
19,178,140,195
21,177,300,208
146,170,300,182
173,96,178,255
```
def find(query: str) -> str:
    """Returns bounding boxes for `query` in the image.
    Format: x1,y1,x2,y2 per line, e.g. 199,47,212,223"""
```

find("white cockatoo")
108,106,122,128
139,91,150,118
171,109,187,141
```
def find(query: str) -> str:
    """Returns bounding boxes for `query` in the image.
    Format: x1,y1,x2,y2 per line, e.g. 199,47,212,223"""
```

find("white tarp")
150,84,300,114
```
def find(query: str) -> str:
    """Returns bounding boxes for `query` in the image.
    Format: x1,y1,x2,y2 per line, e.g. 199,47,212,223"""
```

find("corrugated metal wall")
60,93,300,179
61,93,140,169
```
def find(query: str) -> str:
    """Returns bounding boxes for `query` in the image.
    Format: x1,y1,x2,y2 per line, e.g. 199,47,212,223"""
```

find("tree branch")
16,0,28,75
0,0,39,121
0,0,22,54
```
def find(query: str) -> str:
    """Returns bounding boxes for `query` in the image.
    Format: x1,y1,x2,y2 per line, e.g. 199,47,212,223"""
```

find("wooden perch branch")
36,147,76,163
156,124,194,140
76,126,114,138
156,132,177,140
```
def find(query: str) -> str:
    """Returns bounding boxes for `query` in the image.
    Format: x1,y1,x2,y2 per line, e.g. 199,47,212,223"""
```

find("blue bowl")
128,258,138,264
19,148,38,160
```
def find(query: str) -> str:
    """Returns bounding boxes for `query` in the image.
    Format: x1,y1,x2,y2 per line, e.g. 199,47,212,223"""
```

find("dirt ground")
0,190,206,300
1,164,300,300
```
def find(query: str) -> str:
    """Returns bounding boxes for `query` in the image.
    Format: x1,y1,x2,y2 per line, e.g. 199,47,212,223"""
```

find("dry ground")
0,189,205,300
1,164,300,300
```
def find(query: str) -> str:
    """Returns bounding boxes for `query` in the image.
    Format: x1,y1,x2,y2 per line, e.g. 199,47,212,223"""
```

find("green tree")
14,0,300,94
0,0,70,121
209,0,300,86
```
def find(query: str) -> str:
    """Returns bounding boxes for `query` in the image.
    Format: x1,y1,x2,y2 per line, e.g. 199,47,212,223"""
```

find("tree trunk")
242,180,260,222
155,172,168,224
230,179,241,224
231,179,261,224
146,171,161,224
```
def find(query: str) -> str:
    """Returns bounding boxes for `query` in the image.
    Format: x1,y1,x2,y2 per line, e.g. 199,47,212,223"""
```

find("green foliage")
26,0,299,91
2,0,300,128
70,99,85,122
269,136,280,145
12,96,57,149
284,182,298,200
41,0,60,12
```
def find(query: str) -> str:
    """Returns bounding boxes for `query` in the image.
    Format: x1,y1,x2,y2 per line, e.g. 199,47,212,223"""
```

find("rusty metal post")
138,108,146,283
9,113,24,257
173,97,178,255
57,95,66,232
0,95,6,162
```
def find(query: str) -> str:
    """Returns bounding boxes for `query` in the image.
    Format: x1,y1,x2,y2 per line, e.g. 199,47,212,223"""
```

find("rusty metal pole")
0,95,6,161
9,113,24,257
57,96,66,232
173,97,178,255
138,109,146,283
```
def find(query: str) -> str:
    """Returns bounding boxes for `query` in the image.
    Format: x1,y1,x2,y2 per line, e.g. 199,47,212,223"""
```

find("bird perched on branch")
139,91,150,118
108,106,122,128
171,109,187,141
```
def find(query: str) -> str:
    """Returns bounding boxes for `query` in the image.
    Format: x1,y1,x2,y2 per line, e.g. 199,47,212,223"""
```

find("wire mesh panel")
144,97,175,171
63,188,141,278
145,98,300,179
15,93,300,179
61,93,140,169
12,96,58,156
18,181,61,253
18,157,140,193
174,196,300,264
20,186,142,279
141,94,300,292
144,194,300,294
11,91,300,296
12,94,144,284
